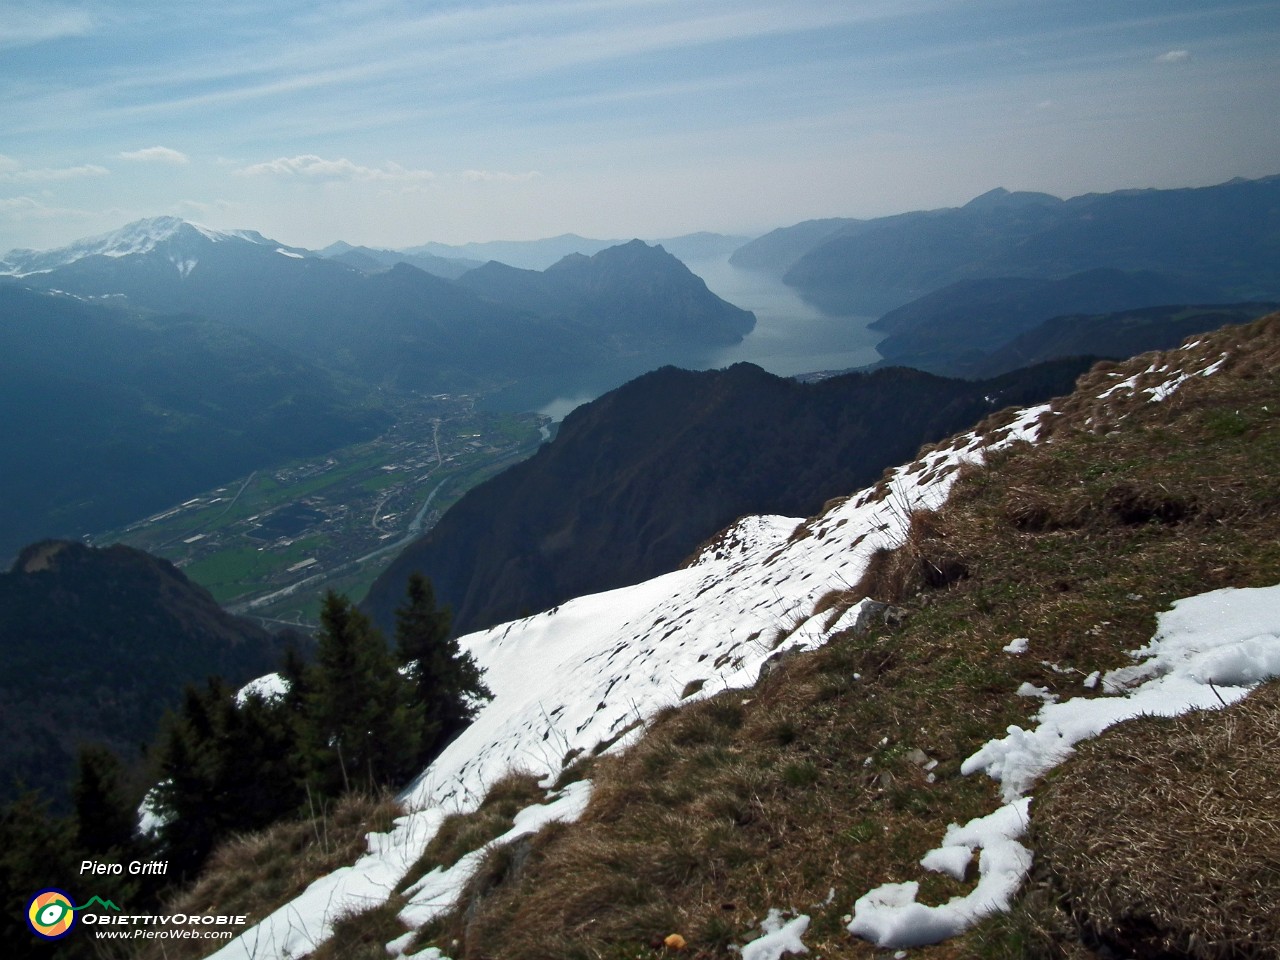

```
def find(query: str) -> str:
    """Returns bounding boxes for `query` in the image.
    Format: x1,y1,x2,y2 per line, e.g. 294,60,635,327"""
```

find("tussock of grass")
1034,680,1280,958
396,770,545,893
407,316,1280,959
309,897,411,960
138,791,400,960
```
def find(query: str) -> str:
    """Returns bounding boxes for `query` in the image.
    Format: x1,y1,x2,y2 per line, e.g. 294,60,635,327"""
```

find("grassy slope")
435,314,1280,959
167,315,1280,959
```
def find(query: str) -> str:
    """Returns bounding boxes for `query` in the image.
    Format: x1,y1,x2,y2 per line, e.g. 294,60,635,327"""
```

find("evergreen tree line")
154,573,489,877
1,574,487,953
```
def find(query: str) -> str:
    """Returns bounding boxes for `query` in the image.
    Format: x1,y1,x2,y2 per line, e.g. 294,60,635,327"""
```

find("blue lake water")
685,255,882,378
487,255,884,418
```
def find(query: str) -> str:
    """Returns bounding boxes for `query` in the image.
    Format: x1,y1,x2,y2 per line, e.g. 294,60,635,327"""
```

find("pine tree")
394,572,491,764
0,792,78,959
151,677,304,877
303,591,421,795
72,744,136,857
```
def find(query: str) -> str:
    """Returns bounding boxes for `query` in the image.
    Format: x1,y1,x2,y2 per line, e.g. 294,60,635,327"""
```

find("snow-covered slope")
0,217,302,276
209,403,1050,960
209,320,1280,959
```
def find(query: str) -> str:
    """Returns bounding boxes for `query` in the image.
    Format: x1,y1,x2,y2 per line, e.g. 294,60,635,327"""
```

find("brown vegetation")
296,315,1280,960
1034,681,1280,959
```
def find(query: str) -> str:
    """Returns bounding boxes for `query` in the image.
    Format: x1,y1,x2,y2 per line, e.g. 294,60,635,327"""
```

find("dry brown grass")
135,791,401,960
402,315,1280,959
396,769,546,894
1034,681,1280,959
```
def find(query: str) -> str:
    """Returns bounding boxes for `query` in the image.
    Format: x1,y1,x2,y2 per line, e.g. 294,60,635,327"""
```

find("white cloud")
0,162,109,183
0,7,93,49
0,196,44,213
1155,49,1190,63
235,154,436,183
118,146,190,164
0,195,90,222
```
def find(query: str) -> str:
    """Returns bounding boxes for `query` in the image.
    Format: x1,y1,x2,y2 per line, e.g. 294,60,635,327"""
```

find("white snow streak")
209,404,1051,960
848,582,1280,947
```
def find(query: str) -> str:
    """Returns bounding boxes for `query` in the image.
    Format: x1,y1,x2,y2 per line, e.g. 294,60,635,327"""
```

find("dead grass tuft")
136,792,401,960
1034,681,1280,959
397,769,545,893
849,509,969,604
308,897,410,960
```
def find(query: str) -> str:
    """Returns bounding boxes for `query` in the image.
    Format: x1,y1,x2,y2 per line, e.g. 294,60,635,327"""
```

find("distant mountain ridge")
0,540,294,808
404,231,750,271
973,302,1280,378
364,356,1092,638
868,268,1222,374
0,216,308,277
731,174,1280,314
458,239,755,348
319,242,482,280
6,221,753,397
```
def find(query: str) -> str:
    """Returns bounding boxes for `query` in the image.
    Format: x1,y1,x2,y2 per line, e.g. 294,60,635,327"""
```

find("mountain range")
363,355,1092,638
732,175,1280,315
403,231,749,271
2,219,755,397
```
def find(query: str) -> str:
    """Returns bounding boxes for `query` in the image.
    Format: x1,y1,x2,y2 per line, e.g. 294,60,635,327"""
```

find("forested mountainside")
0,284,387,560
186,314,1280,960
364,356,1091,637
0,541,293,808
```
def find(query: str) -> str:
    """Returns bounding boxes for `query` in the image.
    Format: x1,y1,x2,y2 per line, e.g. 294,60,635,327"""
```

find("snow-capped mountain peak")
0,217,293,276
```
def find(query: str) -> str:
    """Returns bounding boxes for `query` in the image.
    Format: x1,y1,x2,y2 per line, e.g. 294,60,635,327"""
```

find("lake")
685,255,882,378
488,255,884,418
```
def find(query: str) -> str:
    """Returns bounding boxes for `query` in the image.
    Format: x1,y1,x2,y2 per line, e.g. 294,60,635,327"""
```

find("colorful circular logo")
27,889,77,940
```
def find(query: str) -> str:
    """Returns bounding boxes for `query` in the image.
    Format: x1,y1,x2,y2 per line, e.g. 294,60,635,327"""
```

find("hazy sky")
3,0,1278,252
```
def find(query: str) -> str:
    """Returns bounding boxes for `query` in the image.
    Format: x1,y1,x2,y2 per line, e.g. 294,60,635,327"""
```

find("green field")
96,394,546,629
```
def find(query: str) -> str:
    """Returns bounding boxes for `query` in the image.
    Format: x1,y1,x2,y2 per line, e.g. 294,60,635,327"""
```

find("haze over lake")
524,255,884,420
686,255,882,377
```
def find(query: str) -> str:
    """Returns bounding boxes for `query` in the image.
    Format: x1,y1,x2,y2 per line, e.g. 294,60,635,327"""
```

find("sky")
2,0,1279,252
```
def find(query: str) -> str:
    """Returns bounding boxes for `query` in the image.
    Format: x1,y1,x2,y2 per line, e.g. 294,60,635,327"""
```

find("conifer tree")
394,572,491,764
0,792,77,958
152,677,303,877
303,591,421,795
72,744,136,857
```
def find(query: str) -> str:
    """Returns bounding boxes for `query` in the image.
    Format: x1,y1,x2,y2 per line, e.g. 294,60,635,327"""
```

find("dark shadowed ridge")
363,358,1092,638
0,540,297,809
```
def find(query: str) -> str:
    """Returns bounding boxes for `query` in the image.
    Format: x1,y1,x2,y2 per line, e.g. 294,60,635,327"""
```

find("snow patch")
849,800,1031,948
964,583,1280,802
849,582,1280,947
235,672,289,706
740,909,810,960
